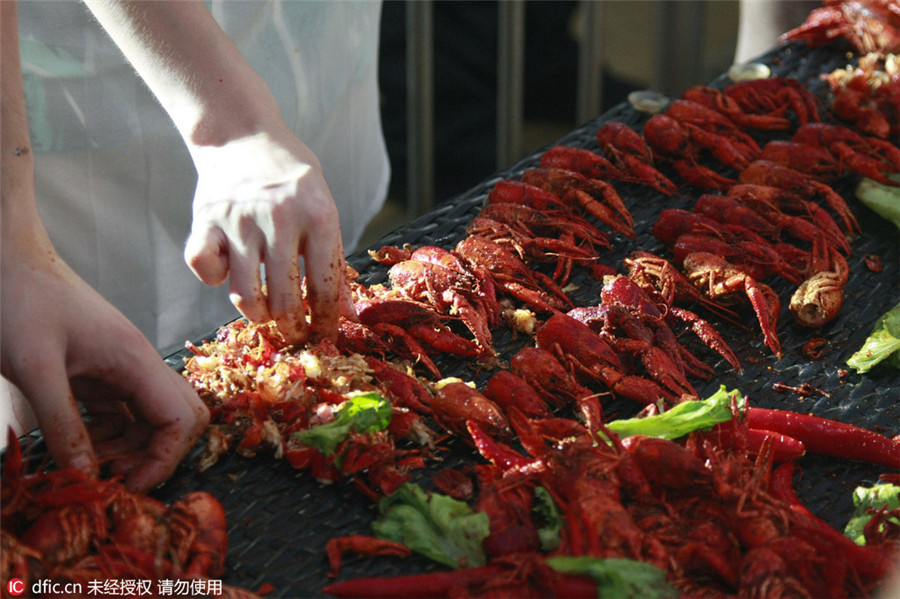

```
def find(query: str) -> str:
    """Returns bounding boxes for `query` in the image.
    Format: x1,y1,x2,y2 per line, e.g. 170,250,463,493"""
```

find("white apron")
3,0,390,437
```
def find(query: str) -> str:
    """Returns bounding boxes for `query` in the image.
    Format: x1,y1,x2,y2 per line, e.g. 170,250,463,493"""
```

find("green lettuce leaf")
605,386,745,440
534,486,563,552
373,482,490,569
547,556,678,599
847,302,900,374
844,483,900,545
856,174,900,231
293,391,392,456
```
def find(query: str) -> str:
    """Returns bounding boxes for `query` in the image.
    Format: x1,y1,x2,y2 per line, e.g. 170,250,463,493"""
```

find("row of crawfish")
288,71,900,499
0,430,261,599
325,400,900,598
317,72,900,595
362,76,900,390
548,75,900,359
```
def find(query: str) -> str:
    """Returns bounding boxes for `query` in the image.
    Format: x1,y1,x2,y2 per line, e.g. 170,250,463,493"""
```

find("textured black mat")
13,40,899,598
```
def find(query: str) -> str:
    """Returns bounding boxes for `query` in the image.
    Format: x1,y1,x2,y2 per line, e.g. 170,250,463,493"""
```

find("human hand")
2,0,208,494
0,241,210,493
184,126,355,345
82,0,355,346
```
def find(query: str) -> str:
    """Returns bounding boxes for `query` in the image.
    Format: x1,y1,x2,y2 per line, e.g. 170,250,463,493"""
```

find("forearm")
84,0,283,149
1,0,50,256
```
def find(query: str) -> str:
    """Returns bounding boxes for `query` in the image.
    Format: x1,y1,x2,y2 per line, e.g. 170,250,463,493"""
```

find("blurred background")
362,0,747,247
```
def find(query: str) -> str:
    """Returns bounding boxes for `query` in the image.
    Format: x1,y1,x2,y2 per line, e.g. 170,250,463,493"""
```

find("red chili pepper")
747,428,807,463
769,462,894,582
322,564,597,598
768,462,819,521
322,566,505,598
747,407,900,468
704,421,806,463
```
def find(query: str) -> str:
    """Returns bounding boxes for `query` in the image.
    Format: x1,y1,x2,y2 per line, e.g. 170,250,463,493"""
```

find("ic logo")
7,578,24,596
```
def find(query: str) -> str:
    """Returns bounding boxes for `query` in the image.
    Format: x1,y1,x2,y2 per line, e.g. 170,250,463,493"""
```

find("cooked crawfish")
781,0,900,54
483,370,553,419
789,237,850,327
644,113,737,190
662,99,763,170
682,251,783,358
466,215,595,285
739,159,861,236
594,121,679,195
760,140,842,183
826,52,900,138
539,145,626,182
431,381,512,440
482,185,612,250
351,297,483,375
681,84,795,131
535,311,681,406
653,208,806,285
723,76,823,127
623,251,743,372
792,122,900,186
725,183,853,254
509,345,598,411
388,258,497,358
520,166,635,238
454,235,573,314
0,432,239,594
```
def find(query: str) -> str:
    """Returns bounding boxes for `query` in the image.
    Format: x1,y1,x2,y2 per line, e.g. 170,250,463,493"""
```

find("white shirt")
2,0,390,438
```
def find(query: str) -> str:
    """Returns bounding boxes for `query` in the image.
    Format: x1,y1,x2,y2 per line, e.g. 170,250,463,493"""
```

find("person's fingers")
227,241,271,326
93,420,154,477
8,355,97,476
79,398,135,444
92,421,150,459
263,232,308,345
70,337,209,492
113,363,209,492
184,226,229,286
301,225,344,341
338,260,358,321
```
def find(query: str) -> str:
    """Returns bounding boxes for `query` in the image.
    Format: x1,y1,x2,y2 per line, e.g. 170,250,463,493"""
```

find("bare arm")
1,0,209,492
85,0,353,344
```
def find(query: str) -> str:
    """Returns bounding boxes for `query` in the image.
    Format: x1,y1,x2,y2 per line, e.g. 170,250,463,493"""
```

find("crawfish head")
510,345,595,409
623,436,711,491
166,491,228,578
431,382,511,439
597,120,654,162
599,275,665,320
789,270,847,328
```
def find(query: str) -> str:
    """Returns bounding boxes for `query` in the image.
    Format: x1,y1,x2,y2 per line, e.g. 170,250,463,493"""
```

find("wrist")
185,72,284,150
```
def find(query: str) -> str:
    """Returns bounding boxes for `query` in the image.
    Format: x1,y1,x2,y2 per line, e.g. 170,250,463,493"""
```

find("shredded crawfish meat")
182,319,437,495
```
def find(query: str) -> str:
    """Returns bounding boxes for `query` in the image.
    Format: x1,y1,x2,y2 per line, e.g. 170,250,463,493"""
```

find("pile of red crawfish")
781,0,900,140
0,431,262,599
177,19,900,598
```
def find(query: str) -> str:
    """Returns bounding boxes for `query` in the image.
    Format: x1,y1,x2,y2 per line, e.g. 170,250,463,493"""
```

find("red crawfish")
681,251,783,358
594,120,678,195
